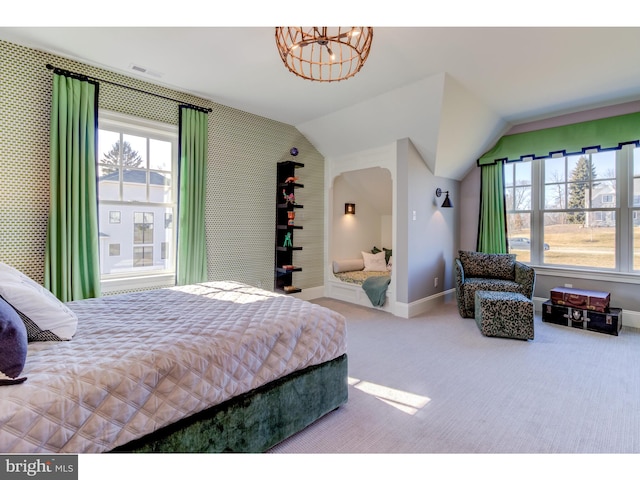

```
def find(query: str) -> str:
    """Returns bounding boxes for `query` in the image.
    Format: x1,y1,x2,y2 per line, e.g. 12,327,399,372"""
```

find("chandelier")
275,27,373,82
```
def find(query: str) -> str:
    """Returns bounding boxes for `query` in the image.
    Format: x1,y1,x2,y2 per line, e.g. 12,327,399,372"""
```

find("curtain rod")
45,64,212,113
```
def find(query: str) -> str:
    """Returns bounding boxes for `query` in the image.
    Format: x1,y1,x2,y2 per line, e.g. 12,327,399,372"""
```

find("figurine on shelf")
282,189,295,205
284,176,299,184
283,232,293,247
288,211,295,225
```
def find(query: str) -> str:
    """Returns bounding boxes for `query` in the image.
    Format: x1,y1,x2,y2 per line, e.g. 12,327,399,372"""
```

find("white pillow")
0,263,77,341
387,255,393,272
333,259,365,273
361,251,388,272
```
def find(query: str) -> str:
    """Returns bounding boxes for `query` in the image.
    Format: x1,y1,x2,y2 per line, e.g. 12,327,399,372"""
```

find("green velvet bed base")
111,354,348,453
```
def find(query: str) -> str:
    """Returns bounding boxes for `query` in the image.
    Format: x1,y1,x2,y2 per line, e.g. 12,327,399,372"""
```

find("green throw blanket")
361,275,391,307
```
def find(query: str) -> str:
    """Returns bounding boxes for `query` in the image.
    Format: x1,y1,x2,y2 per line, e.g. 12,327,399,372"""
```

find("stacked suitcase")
542,287,622,336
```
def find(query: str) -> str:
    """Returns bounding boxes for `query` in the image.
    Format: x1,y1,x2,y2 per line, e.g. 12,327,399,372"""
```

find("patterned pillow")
0,263,77,341
0,296,28,385
458,250,516,280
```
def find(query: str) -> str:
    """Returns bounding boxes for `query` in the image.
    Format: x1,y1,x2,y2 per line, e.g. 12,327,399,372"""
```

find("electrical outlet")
564,283,572,288
434,277,438,287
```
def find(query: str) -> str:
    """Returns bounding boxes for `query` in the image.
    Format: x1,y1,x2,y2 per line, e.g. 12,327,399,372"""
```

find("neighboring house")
589,184,616,228
98,170,173,275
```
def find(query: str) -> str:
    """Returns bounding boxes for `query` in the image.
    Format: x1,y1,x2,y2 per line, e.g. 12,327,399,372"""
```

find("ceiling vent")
129,63,163,79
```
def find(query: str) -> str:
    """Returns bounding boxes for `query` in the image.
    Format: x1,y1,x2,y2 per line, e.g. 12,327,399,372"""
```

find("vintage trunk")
542,300,622,336
549,287,610,313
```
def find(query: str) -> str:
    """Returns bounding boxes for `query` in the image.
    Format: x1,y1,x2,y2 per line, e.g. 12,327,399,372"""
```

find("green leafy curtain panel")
45,72,101,301
477,161,507,254
176,106,209,285
476,110,640,254
477,110,640,165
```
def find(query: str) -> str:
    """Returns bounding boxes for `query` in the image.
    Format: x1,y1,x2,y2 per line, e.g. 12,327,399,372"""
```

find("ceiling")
2,26,640,180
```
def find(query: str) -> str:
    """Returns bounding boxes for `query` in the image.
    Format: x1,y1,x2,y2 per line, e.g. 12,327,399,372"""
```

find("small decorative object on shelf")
282,189,295,205
283,232,293,247
275,153,304,294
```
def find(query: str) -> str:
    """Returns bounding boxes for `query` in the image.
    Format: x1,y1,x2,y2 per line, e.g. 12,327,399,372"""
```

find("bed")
0,269,348,454
326,255,392,309
333,269,390,285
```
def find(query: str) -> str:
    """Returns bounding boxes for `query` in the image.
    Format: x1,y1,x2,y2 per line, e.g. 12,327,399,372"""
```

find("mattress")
333,270,389,285
0,281,347,453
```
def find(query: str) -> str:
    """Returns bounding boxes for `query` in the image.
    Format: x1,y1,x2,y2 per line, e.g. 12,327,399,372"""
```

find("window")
133,212,154,244
133,246,153,267
98,111,178,282
505,145,640,273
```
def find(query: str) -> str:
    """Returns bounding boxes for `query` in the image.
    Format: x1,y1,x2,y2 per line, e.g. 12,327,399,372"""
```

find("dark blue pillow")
0,296,28,385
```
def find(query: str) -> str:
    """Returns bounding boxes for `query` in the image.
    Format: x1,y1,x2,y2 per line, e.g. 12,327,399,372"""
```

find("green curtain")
478,110,640,165
176,106,209,285
476,109,640,254
45,73,101,301
476,161,507,254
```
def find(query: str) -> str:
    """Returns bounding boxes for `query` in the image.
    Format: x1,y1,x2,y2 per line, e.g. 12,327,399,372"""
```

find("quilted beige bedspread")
0,281,347,453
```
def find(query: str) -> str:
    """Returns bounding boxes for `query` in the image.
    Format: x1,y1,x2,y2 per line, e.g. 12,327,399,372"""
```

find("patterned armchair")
454,250,535,318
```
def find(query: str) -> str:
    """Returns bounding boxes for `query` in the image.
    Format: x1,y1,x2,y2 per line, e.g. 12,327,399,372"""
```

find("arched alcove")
331,166,393,261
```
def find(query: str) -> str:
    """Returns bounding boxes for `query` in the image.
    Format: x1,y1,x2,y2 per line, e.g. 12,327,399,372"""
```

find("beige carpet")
269,297,640,455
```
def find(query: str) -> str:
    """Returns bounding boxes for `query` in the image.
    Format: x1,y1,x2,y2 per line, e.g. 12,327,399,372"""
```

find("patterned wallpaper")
0,39,325,294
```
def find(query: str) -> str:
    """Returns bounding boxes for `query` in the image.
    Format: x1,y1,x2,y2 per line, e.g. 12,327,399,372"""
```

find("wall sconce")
345,203,356,215
435,188,453,208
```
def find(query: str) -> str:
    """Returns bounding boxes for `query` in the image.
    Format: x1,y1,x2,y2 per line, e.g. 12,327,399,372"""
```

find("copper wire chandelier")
275,27,373,82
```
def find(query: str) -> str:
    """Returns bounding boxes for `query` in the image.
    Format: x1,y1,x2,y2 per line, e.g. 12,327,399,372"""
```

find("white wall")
396,138,459,305
331,173,387,260
459,165,481,252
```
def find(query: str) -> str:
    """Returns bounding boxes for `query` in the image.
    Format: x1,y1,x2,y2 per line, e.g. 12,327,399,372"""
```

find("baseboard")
534,296,640,330
396,288,456,318
292,286,325,301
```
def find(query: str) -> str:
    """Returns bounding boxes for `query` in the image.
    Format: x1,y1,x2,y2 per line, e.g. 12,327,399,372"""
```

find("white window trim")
101,273,176,295
98,110,179,293
506,145,640,276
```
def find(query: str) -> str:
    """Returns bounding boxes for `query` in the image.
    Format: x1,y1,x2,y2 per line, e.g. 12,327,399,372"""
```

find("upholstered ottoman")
474,290,534,340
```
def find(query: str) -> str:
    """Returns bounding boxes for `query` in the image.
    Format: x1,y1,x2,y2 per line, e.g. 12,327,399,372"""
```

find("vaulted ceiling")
2,26,640,180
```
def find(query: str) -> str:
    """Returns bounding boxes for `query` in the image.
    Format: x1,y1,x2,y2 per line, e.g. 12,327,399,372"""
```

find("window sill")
531,265,640,285
101,272,176,295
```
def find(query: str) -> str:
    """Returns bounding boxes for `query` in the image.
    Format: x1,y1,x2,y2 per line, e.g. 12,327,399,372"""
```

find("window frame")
97,110,178,293
504,144,640,282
